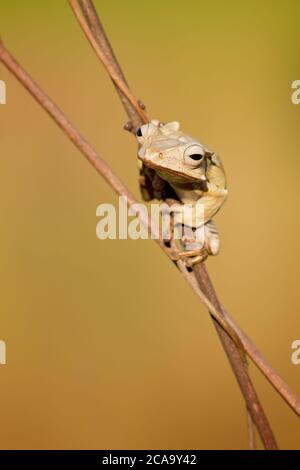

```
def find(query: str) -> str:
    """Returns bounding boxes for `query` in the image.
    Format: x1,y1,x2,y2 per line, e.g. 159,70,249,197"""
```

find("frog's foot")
177,220,221,267
164,220,220,266
176,247,209,267
163,233,202,265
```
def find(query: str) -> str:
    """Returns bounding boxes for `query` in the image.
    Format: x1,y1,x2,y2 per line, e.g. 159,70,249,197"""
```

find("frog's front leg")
196,183,228,224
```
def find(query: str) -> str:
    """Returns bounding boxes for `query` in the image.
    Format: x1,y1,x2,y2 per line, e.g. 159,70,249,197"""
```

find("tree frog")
136,120,228,265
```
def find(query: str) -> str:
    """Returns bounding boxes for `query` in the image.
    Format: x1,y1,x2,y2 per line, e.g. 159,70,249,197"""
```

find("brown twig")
0,39,278,449
7,0,300,438
247,407,257,450
67,1,281,449
0,39,247,359
68,0,251,360
0,2,286,448
224,307,300,416
77,0,144,130
69,0,148,125
70,5,300,418
72,0,300,438
192,263,274,447
0,40,244,353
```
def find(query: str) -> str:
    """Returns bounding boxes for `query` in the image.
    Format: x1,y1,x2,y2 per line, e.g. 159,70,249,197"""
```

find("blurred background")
0,0,300,450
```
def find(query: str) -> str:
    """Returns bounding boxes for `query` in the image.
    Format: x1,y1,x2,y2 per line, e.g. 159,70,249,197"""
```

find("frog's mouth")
138,155,204,183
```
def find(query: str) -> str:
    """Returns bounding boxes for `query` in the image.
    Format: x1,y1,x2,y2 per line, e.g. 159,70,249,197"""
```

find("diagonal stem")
193,263,276,448
68,1,283,449
247,407,257,450
69,0,148,124
78,0,144,130
223,306,300,416
0,38,281,449
0,40,243,359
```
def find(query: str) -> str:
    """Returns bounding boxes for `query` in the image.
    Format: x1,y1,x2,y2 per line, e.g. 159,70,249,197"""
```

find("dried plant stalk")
69,0,281,450
4,2,299,446
0,39,279,450
78,0,144,130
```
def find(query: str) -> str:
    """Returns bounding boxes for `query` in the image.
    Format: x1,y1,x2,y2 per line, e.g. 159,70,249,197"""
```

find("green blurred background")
0,0,300,450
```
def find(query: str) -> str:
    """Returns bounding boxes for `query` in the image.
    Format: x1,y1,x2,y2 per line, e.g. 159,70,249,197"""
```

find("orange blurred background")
0,0,300,449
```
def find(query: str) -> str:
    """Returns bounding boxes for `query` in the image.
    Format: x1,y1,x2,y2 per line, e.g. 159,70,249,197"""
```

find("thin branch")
0,39,279,449
67,1,281,450
192,263,277,448
74,0,300,436
2,0,292,448
0,38,246,360
1,3,286,449
224,306,300,416
191,265,300,417
69,0,148,125
247,407,257,450
78,0,144,130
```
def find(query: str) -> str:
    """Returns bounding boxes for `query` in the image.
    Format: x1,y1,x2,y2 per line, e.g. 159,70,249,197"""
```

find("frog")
136,119,228,266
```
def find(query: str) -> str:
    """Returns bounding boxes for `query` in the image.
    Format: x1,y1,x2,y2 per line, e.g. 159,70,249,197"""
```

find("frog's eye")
184,145,204,167
189,154,203,161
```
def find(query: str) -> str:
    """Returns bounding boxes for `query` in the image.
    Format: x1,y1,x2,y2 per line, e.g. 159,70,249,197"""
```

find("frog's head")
136,120,217,184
